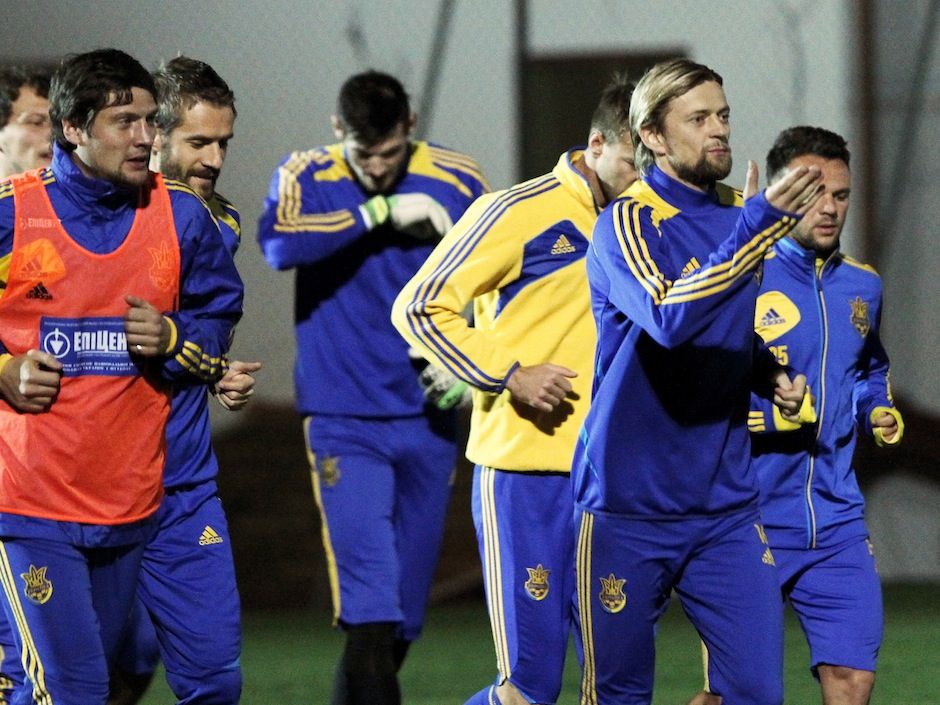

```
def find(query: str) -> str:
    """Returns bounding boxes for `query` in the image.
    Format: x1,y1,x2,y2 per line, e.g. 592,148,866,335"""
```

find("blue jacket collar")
51,143,140,212
775,234,842,273
647,163,721,210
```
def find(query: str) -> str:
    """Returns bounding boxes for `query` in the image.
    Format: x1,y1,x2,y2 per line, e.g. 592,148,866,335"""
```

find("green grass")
138,583,939,704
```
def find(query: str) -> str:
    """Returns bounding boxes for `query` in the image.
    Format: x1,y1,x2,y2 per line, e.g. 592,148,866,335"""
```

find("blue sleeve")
748,333,793,435
852,292,894,436
164,191,243,384
0,194,13,356
257,153,372,271
591,191,798,349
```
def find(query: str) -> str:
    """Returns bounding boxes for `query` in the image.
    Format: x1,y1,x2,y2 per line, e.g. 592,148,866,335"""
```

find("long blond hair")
630,58,723,176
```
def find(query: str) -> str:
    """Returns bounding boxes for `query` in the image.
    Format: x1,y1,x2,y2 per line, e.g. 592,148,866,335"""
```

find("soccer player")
393,76,637,705
687,126,902,705
0,66,52,178
106,56,259,705
258,70,488,705
571,58,825,705
0,62,55,705
0,48,242,704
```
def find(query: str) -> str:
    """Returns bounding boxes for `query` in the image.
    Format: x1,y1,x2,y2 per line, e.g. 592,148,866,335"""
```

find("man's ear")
149,131,165,172
639,124,666,157
61,119,86,149
587,128,606,157
330,114,344,141
406,111,417,137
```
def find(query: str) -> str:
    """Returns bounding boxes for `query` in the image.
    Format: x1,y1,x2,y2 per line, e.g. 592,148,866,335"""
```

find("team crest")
524,564,550,601
20,564,53,605
598,573,627,614
318,455,340,487
148,241,177,292
849,297,870,337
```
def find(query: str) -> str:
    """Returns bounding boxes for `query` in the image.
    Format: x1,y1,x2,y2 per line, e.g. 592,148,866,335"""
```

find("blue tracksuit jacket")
748,236,899,549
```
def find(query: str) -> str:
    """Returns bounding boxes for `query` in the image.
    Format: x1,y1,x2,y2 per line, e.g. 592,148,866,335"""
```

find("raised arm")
257,150,376,270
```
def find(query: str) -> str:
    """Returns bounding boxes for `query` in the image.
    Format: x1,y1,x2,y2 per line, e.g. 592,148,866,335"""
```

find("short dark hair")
335,70,410,145
152,55,236,134
766,126,850,182
590,73,635,142
0,66,51,127
49,48,157,152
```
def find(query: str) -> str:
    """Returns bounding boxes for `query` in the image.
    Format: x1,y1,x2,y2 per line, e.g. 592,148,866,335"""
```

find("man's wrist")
162,316,178,355
871,406,904,446
360,195,390,230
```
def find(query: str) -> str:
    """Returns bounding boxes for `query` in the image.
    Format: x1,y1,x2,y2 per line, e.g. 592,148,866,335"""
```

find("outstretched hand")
743,160,760,201
764,164,823,215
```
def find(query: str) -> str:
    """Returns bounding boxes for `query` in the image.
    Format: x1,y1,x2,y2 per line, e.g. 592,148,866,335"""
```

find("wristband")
871,406,904,446
360,195,390,230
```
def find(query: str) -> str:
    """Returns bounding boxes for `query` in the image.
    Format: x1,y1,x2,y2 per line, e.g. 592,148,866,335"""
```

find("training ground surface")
136,582,937,703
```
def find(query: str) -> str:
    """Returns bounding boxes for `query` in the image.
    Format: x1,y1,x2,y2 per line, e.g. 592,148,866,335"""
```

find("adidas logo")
761,547,776,566
550,234,576,255
680,257,701,278
198,526,224,546
759,308,785,327
26,282,52,300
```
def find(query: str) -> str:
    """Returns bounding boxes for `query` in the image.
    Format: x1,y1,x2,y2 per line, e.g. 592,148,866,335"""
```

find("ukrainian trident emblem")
598,573,627,614
850,297,870,337
21,564,53,605
524,564,550,601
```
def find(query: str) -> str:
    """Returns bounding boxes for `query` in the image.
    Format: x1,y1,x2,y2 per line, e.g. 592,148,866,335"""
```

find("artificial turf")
138,582,939,703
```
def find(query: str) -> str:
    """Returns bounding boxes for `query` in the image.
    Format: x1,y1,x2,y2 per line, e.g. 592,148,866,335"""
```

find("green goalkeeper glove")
418,363,470,411
387,192,453,239
359,195,390,229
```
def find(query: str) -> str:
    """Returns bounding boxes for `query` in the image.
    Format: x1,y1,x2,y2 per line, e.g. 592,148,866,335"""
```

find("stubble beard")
669,149,732,189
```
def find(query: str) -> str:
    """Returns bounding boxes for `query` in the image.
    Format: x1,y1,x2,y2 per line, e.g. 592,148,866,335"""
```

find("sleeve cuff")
498,361,521,394
163,315,179,355
0,353,12,379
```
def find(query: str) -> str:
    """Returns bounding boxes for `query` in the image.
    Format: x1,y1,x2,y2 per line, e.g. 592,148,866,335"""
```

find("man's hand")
387,193,453,239
417,363,470,411
871,410,899,442
772,369,810,423
870,407,903,447
214,360,262,411
763,164,824,215
505,363,577,413
0,349,63,413
743,160,760,201
124,295,172,357
360,195,391,229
